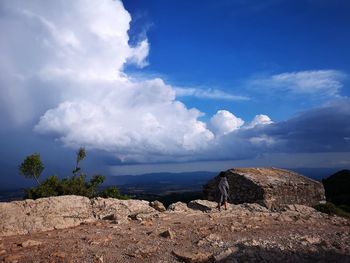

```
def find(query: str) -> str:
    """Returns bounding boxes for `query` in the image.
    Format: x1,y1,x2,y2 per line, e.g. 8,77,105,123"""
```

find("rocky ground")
0,200,350,263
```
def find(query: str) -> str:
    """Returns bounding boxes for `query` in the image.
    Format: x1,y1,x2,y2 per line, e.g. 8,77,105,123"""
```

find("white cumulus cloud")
0,0,149,125
35,78,215,162
0,0,219,162
0,0,279,163
248,114,273,128
209,110,244,136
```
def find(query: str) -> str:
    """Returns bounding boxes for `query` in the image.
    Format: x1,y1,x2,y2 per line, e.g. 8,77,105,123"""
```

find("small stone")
105,234,113,242
160,229,175,239
141,220,153,226
88,240,100,245
94,254,104,263
51,251,67,259
150,200,166,212
197,233,222,247
134,246,158,258
304,236,321,244
167,202,189,212
86,234,112,245
197,226,208,233
276,214,294,222
20,240,42,247
172,250,212,263
332,241,342,249
250,239,259,246
213,247,237,261
197,238,208,246
0,249,6,256
4,254,21,263
206,233,221,241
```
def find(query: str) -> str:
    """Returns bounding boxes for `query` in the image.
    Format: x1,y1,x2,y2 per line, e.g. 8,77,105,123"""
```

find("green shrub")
314,202,350,218
24,174,126,200
99,186,128,199
25,175,61,199
20,149,127,200
60,174,105,198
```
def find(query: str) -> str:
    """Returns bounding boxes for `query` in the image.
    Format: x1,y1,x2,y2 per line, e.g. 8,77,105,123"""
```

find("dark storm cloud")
250,99,350,153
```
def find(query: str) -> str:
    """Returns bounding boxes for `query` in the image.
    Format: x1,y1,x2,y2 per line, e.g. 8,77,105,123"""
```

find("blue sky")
124,0,350,120
0,0,349,187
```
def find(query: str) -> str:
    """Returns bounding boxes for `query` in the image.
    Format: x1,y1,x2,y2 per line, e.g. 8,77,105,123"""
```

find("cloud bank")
0,0,229,162
1,0,349,164
0,0,147,125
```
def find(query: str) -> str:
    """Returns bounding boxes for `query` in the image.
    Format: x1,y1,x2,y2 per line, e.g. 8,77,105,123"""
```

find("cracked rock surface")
1,197,349,262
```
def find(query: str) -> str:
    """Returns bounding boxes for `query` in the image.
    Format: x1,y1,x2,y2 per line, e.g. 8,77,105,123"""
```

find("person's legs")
217,194,223,211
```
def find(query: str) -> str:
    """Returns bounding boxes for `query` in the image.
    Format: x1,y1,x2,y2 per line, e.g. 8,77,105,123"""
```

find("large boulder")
188,199,217,212
203,168,325,210
0,196,157,236
0,195,94,236
322,169,350,207
91,198,156,220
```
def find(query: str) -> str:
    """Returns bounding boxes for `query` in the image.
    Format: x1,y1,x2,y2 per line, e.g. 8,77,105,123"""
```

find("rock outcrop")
0,167,327,237
323,169,350,206
203,168,326,210
92,197,155,221
150,200,166,212
0,195,93,236
0,197,349,263
0,195,156,236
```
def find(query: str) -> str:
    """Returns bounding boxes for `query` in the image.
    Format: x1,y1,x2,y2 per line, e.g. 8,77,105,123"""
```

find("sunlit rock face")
203,168,326,210
0,195,156,236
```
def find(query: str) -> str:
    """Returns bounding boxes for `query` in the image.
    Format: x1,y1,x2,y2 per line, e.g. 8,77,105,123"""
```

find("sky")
0,0,349,188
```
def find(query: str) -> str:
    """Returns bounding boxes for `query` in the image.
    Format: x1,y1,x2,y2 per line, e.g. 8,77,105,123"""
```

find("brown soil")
1,208,350,263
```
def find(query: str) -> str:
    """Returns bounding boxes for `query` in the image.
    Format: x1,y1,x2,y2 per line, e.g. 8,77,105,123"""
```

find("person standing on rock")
217,172,230,211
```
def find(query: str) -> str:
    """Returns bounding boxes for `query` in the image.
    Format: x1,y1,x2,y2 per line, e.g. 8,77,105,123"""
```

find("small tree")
72,147,86,175
19,153,44,185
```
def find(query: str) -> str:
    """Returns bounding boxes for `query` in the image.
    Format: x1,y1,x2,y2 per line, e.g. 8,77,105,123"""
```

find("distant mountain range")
104,171,216,186
104,167,339,187
289,167,341,181
0,167,345,202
